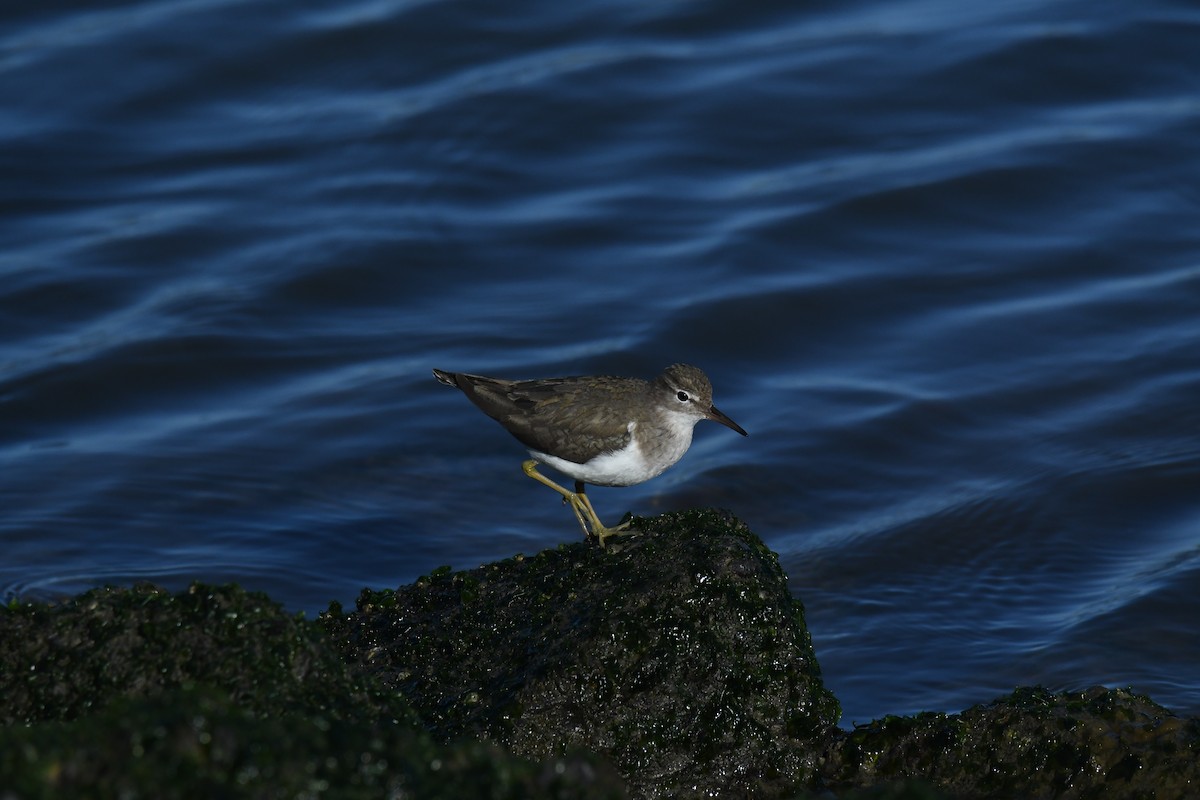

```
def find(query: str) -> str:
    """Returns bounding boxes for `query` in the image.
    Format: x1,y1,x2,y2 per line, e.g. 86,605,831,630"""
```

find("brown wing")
441,372,643,464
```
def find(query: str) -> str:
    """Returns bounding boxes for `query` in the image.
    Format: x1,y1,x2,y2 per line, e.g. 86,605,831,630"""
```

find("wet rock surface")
0,582,624,799
828,685,1200,799
2,511,1197,798
322,509,841,798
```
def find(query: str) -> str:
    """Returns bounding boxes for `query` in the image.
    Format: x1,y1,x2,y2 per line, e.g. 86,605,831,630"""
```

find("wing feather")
449,373,644,463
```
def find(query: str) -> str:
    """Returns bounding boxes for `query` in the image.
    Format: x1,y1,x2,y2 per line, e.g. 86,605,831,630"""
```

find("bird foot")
590,515,637,547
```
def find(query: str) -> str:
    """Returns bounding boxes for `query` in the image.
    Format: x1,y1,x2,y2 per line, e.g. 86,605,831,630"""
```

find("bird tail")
432,368,459,388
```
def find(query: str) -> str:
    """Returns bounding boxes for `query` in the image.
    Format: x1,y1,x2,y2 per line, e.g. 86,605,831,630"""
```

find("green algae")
321,508,841,798
3,512,1199,799
0,581,412,727
829,686,1200,798
0,686,628,799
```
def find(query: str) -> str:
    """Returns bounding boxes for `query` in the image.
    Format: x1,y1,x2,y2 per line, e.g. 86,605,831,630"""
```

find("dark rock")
0,686,629,799
0,581,411,727
321,508,842,799
5,512,1199,799
828,685,1200,799
824,780,956,800
0,582,626,799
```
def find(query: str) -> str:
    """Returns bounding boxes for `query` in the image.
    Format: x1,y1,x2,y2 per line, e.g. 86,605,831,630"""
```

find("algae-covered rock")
0,686,629,799
0,582,626,799
829,686,1200,799
0,582,412,726
823,780,955,800
321,509,841,799
6,513,1197,799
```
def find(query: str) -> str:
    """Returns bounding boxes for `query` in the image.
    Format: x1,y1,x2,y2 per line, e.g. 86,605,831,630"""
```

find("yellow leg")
522,460,591,537
521,460,628,546
574,480,631,546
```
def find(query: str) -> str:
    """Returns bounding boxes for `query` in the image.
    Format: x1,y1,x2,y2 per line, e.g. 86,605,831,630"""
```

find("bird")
432,363,747,545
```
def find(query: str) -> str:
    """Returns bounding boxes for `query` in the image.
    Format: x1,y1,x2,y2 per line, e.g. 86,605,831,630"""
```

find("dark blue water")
3,0,1199,727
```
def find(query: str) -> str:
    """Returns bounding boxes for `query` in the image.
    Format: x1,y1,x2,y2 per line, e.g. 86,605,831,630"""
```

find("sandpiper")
432,363,747,545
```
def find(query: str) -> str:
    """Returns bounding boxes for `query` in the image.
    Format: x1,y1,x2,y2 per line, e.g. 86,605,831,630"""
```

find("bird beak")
707,404,748,436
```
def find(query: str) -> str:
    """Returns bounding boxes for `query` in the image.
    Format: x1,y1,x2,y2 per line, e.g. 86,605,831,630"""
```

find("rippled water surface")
3,0,1199,725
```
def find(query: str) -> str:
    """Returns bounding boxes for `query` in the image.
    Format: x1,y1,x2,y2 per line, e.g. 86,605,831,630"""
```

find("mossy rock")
0,582,412,727
829,686,1200,798
322,509,841,798
0,583,625,798
7,515,1194,798
0,686,629,799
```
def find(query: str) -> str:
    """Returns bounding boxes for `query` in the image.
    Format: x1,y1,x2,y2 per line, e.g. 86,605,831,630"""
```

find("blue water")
3,0,1199,727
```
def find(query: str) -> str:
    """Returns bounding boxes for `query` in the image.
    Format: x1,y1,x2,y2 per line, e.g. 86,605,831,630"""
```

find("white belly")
530,419,695,487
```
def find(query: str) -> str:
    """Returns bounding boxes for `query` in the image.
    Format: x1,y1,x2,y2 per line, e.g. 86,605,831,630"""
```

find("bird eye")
676,390,690,402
